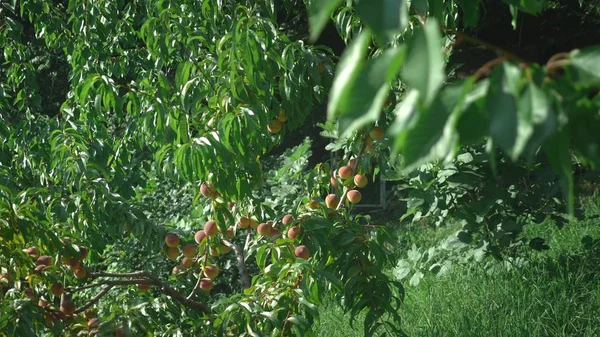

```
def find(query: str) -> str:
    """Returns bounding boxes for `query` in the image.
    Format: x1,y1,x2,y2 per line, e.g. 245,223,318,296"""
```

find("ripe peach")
287,226,301,239
60,299,75,315
270,227,281,238
347,190,362,204
267,120,282,134
79,246,89,260
181,257,194,269
338,166,352,179
330,176,339,187
65,257,81,270
199,278,213,291
165,233,180,248
327,211,338,221
354,174,368,188
257,223,271,236
26,247,39,258
38,298,49,308
137,283,151,291
194,230,207,244
200,182,215,197
204,220,218,237
224,227,235,239
34,265,47,274
249,218,259,229
325,194,339,209
37,255,52,266
294,245,310,260
87,318,100,328
282,214,294,225
369,126,384,140
24,288,35,299
182,244,197,258
238,217,250,229
203,265,219,279
172,265,182,275
73,266,87,279
307,199,320,210
50,283,64,297
166,247,179,260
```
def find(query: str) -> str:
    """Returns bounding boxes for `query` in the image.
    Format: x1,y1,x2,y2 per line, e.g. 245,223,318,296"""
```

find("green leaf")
456,79,489,145
567,46,600,87
502,0,546,14
517,83,556,157
402,19,445,106
327,29,372,121
355,0,408,43
337,46,406,137
544,131,574,215
456,0,480,27
487,62,524,160
287,315,311,328
398,79,474,172
175,61,193,88
308,0,345,42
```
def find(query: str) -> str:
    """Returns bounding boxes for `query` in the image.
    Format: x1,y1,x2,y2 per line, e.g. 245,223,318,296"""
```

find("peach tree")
2,0,600,336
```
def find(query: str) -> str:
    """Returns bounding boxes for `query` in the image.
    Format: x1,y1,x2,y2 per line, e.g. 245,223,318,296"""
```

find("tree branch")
222,239,251,289
74,285,114,314
73,270,212,314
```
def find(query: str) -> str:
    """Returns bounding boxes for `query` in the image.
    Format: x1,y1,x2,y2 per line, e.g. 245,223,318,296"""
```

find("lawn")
316,197,600,337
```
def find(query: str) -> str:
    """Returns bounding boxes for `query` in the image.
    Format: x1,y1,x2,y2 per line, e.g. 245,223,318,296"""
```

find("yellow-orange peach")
165,233,180,248
347,190,362,204
354,174,368,188
338,166,352,179
325,194,339,209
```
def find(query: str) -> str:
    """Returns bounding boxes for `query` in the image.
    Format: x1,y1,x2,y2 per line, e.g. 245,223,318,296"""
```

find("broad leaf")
487,62,524,160
544,131,574,215
337,46,406,137
355,0,408,43
502,0,546,14
308,0,345,42
567,46,600,87
327,30,371,121
399,79,474,172
402,19,445,106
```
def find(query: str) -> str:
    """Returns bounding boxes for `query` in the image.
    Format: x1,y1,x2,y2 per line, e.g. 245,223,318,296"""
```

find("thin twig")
74,285,114,314
547,52,570,64
89,271,147,278
449,30,530,65
546,59,570,73
473,56,507,82
187,244,209,299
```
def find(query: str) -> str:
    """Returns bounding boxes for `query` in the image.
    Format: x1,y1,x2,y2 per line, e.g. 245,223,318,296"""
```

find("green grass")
316,198,600,337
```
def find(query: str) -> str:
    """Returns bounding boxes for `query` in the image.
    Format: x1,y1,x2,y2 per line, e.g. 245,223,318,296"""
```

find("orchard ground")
317,195,600,337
